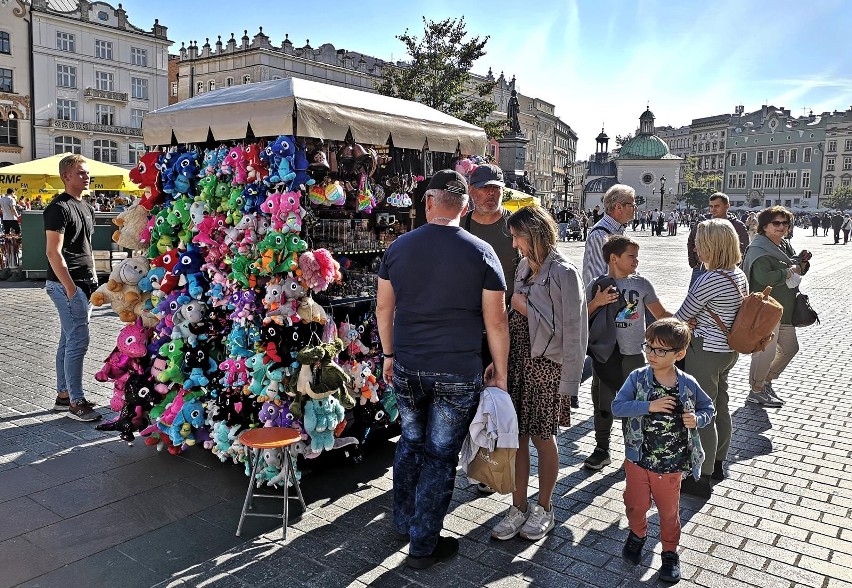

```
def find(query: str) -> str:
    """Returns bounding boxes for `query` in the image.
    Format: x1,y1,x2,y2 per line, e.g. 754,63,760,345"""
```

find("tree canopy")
375,17,504,140
825,185,852,211
681,156,722,210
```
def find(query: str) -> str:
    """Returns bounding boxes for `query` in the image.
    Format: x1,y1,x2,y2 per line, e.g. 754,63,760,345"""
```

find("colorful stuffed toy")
112,204,150,251
95,319,151,409
95,372,159,443
303,396,345,453
128,151,163,210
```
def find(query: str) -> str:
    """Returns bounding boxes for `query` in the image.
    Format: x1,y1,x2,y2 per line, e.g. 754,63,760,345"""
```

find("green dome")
618,134,671,159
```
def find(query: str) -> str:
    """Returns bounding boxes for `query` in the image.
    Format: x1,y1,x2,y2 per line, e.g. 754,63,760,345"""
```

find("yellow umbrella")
0,153,141,193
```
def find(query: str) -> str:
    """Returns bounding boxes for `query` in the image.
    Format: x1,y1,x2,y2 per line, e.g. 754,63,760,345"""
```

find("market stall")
90,77,486,487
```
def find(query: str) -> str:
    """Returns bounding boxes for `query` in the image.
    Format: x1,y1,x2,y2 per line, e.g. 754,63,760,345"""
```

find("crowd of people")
376,176,814,582
39,155,820,582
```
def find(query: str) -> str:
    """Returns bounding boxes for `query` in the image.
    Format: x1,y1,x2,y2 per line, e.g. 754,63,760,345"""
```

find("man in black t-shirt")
44,154,101,422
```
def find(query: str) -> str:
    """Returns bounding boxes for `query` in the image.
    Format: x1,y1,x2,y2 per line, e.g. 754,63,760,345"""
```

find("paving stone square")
1,228,850,587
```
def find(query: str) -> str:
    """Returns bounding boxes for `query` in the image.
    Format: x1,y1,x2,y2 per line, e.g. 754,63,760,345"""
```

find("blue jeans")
558,223,568,240
689,265,706,288
46,280,92,403
392,362,482,556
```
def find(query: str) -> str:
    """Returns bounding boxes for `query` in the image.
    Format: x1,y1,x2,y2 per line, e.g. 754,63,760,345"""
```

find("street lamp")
774,165,788,202
563,162,570,209
659,175,667,210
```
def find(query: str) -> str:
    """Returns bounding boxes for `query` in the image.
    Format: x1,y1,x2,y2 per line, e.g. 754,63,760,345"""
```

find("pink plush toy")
218,357,248,388
95,320,151,410
221,145,247,184
298,249,341,293
192,213,226,248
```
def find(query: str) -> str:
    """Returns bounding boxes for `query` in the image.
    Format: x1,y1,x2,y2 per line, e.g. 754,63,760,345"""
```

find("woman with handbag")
490,206,587,542
742,206,811,409
674,219,747,498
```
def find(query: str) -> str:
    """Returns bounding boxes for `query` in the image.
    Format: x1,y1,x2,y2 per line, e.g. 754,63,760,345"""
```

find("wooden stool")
236,427,307,540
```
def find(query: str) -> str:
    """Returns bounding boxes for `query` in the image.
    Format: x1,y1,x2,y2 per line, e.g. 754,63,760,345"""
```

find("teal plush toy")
303,396,345,453
245,351,270,396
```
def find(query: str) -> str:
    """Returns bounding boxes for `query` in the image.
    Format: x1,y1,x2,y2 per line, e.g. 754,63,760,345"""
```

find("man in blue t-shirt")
377,169,509,569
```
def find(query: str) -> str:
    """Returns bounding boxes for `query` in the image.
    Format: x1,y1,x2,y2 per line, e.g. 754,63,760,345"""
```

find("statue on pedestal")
507,78,522,135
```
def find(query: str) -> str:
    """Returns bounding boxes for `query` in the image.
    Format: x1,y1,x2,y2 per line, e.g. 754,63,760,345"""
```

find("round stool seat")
239,427,301,450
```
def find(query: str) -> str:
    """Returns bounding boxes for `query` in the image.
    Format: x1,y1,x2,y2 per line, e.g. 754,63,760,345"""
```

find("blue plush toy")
288,141,316,192
182,346,217,390
303,396,345,453
266,135,297,185
172,244,208,300
245,351,270,396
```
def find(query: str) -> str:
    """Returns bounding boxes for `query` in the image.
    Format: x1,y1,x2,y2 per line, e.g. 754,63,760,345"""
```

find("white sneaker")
519,503,555,540
491,503,529,540
763,382,784,404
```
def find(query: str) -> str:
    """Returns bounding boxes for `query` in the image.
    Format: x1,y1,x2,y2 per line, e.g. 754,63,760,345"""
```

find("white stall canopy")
143,77,487,155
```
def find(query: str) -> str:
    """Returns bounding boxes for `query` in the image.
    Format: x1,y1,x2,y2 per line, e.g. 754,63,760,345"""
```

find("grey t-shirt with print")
586,274,659,355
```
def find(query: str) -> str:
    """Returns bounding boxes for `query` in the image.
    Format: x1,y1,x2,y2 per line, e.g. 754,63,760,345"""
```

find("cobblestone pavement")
1,227,851,588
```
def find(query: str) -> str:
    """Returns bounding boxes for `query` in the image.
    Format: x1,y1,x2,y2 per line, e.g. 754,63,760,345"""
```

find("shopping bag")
466,446,516,494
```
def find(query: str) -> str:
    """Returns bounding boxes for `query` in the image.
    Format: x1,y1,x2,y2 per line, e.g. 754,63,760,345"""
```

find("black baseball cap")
426,169,468,195
470,164,505,188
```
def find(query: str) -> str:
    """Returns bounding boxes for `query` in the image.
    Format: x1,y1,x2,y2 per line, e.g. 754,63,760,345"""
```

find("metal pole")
660,176,666,210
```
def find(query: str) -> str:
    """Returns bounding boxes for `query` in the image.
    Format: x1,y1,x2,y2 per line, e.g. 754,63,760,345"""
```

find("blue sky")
119,0,852,159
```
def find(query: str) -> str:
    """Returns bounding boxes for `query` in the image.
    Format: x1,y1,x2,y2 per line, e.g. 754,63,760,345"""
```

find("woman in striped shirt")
675,219,747,499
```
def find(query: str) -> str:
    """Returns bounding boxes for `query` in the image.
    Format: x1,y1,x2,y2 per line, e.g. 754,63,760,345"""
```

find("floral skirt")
507,310,569,439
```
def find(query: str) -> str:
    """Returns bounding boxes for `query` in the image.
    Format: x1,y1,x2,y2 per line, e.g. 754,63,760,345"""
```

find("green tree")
375,17,504,140
611,133,632,156
825,185,852,211
681,156,722,210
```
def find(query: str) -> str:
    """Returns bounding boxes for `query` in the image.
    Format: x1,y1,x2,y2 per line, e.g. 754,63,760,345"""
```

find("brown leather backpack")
707,271,783,354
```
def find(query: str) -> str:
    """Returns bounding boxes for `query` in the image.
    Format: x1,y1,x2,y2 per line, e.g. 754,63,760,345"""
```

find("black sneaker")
622,531,646,565
68,399,102,422
570,396,579,409
583,447,611,471
476,482,496,495
53,395,71,412
659,550,681,583
405,536,459,569
393,530,409,542
711,460,725,481
681,475,711,499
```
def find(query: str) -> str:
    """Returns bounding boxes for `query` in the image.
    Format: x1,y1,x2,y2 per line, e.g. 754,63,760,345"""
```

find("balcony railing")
50,118,143,137
83,88,128,103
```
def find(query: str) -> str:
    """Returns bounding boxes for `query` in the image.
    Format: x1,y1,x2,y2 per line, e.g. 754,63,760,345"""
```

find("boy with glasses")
612,318,715,583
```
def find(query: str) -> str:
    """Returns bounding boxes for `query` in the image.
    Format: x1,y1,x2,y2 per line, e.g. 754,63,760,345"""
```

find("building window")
56,64,77,88
95,104,115,125
94,39,113,60
208,79,215,92
711,155,717,169
804,148,811,163
738,173,746,189
727,173,736,189
844,157,852,171
827,157,835,172
804,189,812,199
828,140,836,152
56,99,78,121
131,77,148,100
131,47,147,67
778,150,785,164
0,119,18,146
0,67,11,92
226,77,234,87
756,151,763,166
824,179,834,194
753,172,763,189
789,149,797,164
129,142,145,165
170,82,177,96
130,108,146,129
243,74,251,84
845,139,852,152
54,135,82,154
95,71,114,91
786,172,796,188
712,141,717,150
740,152,746,166
0,31,10,54
729,153,736,166
843,178,851,187
93,139,118,163
56,32,75,52
802,171,810,188
767,150,774,165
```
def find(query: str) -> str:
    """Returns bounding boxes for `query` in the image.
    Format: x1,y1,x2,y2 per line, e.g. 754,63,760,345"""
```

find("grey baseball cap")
426,169,468,195
470,164,505,188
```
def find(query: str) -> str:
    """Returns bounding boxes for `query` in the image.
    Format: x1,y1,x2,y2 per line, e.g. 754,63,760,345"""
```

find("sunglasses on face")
769,220,790,227
642,342,677,357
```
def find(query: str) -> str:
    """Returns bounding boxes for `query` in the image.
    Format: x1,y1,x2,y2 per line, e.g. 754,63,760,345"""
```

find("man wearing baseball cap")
377,169,509,569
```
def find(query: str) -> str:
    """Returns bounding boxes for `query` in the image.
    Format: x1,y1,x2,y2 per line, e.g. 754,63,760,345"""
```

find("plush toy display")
94,135,404,504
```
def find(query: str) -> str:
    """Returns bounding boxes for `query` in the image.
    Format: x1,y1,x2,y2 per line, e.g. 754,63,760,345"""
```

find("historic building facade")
820,107,852,205
0,0,32,166
725,105,825,209
656,123,691,195
30,0,171,168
